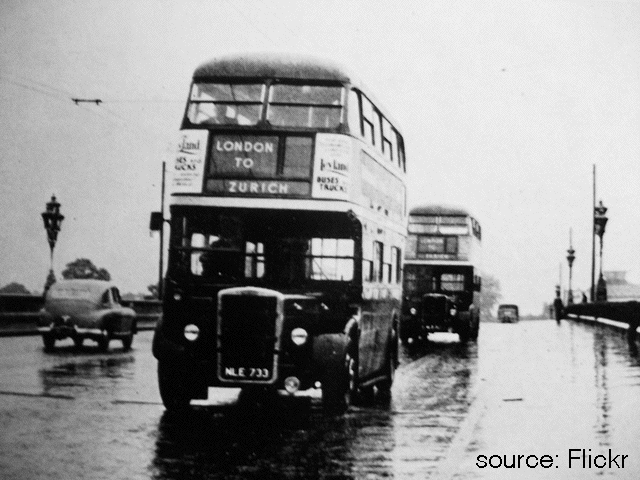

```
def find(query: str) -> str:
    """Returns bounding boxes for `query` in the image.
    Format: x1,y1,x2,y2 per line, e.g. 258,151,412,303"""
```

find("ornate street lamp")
594,200,608,302
41,195,64,294
566,228,575,305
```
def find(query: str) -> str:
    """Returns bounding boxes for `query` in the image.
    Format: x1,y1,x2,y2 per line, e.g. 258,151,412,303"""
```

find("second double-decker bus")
151,53,407,412
401,204,481,344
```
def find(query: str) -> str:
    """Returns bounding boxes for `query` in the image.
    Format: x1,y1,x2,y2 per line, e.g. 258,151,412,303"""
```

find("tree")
479,273,501,320
0,282,30,294
61,258,111,281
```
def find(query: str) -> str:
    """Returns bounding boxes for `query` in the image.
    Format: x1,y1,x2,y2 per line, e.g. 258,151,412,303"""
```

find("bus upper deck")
171,53,407,224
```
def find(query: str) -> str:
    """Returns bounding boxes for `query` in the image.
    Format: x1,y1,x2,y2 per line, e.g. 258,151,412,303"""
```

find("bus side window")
347,89,362,138
396,132,406,171
361,96,375,146
382,118,394,163
373,109,382,152
373,241,383,283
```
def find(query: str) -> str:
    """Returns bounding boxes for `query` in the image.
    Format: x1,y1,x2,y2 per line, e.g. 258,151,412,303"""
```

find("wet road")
0,320,638,479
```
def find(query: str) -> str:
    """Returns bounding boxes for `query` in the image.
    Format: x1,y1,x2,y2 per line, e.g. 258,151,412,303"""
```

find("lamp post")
594,200,608,302
41,195,64,294
566,228,575,305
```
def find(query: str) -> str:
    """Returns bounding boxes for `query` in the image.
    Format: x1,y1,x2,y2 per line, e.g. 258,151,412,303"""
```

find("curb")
566,314,640,334
0,323,157,338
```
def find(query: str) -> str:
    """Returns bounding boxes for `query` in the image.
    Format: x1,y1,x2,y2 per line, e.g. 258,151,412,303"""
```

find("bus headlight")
291,328,308,346
173,292,183,301
184,324,200,341
450,308,457,316
410,307,417,315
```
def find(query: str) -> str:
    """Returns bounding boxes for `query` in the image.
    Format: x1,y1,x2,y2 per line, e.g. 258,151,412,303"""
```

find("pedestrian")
553,294,564,324
581,292,588,303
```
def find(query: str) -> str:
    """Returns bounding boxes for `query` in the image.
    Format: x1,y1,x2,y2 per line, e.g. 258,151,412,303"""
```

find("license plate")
222,367,271,380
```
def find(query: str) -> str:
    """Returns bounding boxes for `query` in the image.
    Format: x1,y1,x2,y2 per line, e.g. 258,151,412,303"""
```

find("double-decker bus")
400,204,481,344
151,53,407,412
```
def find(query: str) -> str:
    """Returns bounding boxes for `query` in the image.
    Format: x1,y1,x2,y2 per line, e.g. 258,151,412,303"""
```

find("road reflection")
150,393,396,480
39,346,136,398
148,334,480,480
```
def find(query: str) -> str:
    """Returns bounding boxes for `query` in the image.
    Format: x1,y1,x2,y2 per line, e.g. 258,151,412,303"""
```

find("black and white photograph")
0,1,639,478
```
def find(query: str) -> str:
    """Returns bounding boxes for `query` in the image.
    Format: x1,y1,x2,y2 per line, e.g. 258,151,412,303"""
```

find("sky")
0,0,639,314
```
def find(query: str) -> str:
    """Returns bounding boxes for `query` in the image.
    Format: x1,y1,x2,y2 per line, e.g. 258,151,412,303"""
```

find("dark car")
498,304,519,323
38,279,136,351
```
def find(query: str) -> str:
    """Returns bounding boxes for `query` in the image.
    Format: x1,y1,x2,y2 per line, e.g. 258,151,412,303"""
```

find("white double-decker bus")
151,53,407,412
401,204,482,344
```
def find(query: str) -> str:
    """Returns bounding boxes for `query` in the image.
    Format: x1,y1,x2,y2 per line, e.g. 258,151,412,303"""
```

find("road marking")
0,390,74,400
111,399,163,405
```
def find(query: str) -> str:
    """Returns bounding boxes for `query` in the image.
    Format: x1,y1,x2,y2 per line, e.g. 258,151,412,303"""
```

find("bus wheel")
378,341,397,393
470,320,480,341
357,384,375,405
458,326,470,343
157,361,191,412
42,334,55,352
323,349,357,413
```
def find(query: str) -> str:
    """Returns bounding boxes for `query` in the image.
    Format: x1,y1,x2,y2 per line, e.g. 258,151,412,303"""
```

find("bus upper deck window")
187,83,264,125
267,84,343,128
347,90,361,137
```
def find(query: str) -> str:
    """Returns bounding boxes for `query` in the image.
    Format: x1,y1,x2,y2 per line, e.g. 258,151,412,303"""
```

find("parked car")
497,304,519,323
37,279,136,351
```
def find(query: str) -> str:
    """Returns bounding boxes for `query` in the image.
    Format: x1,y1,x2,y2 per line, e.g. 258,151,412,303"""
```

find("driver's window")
101,289,111,305
111,287,121,304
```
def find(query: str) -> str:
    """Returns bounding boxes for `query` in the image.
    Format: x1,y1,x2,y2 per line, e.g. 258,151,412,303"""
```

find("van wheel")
43,334,55,352
158,361,191,412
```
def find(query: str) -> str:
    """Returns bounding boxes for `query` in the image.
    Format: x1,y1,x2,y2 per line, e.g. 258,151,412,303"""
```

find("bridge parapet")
0,294,161,337
565,301,640,347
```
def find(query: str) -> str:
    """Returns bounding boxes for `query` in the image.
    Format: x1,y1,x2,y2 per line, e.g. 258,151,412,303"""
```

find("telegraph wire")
0,75,72,106
222,0,282,49
250,0,307,48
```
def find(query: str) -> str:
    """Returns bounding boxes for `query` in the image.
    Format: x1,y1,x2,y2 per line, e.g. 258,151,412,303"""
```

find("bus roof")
191,52,403,132
409,204,472,217
193,52,353,83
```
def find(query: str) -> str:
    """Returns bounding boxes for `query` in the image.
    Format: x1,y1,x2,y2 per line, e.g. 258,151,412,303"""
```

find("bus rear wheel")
378,330,398,393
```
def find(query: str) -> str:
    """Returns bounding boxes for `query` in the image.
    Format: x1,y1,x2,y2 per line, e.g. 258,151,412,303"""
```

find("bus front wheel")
157,361,191,412
322,347,357,413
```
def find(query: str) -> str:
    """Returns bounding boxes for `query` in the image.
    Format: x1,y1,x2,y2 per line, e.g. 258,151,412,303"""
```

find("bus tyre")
470,320,480,341
458,325,470,343
42,334,55,352
378,326,398,392
157,361,191,412
322,349,356,413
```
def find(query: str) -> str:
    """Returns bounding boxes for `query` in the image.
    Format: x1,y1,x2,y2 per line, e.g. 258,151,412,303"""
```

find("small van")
497,304,519,323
